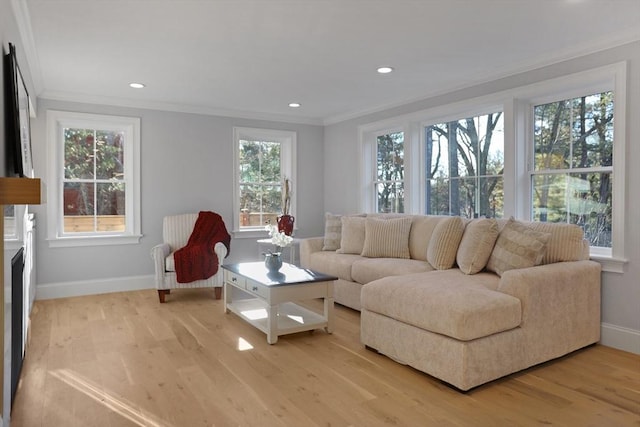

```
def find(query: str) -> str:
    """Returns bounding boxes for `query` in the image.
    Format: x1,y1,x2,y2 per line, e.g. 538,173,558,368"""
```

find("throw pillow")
526,221,586,264
426,216,465,270
486,217,550,277
336,216,366,254
456,218,499,274
361,216,412,259
322,213,342,251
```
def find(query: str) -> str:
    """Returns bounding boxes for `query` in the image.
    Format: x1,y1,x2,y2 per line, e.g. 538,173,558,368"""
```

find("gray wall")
29,99,325,284
323,41,640,348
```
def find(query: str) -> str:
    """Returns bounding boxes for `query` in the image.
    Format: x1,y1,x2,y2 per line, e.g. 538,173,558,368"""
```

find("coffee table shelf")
226,298,328,337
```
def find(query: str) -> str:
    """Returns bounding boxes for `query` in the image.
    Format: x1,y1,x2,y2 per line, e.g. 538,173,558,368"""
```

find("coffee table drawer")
245,279,268,298
225,270,246,289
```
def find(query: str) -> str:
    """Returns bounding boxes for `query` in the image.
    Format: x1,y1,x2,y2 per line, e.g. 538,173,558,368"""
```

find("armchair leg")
214,287,222,300
158,289,170,303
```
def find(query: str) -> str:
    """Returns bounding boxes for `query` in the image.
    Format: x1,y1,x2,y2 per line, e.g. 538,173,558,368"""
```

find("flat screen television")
4,42,33,178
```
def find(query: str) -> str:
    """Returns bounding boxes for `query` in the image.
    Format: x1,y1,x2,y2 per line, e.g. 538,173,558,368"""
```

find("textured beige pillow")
526,221,586,264
427,216,465,270
336,216,366,254
361,216,412,259
486,218,550,277
456,218,499,274
322,213,342,251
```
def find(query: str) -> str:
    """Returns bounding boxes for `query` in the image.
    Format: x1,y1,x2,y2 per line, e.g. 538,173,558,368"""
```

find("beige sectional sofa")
300,213,601,390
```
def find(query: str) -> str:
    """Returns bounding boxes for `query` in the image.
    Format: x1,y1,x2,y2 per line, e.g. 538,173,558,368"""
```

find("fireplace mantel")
0,177,42,419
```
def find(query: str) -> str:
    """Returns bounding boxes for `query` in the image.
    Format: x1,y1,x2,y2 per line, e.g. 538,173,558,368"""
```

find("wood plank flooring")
10,289,640,427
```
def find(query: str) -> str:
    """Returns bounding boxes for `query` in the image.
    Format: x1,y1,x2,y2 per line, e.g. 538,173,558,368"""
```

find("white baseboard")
36,275,155,300
601,323,640,355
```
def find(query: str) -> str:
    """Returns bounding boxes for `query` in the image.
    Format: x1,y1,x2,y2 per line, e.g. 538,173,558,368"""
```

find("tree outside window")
238,139,282,228
425,112,504,218
375,132,404,213
532,91,613,248
63,127,126,233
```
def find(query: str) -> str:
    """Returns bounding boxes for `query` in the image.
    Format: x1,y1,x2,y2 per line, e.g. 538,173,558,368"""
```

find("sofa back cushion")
408,215,445,261
361,216,412,258
486,218,550,276
526,222,588,264
322,213,343,251
457,218,499,274
336,216,366,254
496,218,588,265
427,216,465,269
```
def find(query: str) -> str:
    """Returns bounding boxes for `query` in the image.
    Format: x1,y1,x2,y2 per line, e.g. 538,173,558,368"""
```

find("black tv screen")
4,42,32,178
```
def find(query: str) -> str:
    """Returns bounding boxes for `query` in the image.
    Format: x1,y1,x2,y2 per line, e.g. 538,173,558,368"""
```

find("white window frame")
517,62,627,272
232,127,297,238
358,62,627,273
46,110,142,247
359,126,409,213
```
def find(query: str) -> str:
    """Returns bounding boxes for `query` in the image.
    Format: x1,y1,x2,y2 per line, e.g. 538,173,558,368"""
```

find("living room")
1,0,639,425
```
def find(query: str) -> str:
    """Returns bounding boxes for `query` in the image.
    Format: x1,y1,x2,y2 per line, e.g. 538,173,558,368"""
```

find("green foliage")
63,128,126,226
532,91,614,247
376,132,404,213
239,140,283,225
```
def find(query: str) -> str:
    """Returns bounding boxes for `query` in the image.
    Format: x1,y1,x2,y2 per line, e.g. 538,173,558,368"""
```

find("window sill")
47,234,142,248
590,255,627,274
232,229,271,239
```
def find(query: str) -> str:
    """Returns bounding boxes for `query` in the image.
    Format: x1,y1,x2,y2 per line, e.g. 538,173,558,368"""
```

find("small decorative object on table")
277,178,294,236
264,223,293,272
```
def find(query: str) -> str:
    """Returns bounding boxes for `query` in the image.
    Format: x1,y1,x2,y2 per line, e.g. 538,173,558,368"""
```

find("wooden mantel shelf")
0,177,42,205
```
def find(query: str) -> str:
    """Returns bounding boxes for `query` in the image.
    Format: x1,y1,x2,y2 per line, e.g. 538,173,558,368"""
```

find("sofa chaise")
300,213,601,390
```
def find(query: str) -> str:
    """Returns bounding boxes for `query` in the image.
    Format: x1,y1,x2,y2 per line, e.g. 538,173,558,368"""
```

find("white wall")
323,41,640,354
29,99,325,292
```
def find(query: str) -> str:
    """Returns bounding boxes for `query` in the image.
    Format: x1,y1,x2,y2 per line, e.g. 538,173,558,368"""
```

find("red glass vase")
277,214,295,236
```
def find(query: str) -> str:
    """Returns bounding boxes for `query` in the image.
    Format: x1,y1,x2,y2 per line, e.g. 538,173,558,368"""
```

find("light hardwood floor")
10,289,640,427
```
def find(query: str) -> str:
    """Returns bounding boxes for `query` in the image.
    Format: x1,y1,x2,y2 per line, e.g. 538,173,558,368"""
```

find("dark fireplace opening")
11,247,24,406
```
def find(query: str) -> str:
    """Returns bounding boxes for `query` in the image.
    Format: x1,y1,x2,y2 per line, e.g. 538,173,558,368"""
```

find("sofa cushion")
486,218,550,277
361,216,412,259
427,216,465,269
526,222,587,264
337,216,366,254
361,270,519,341
351,258,433,284
305,251,364,282
409,215,445,261
457,218,499,274
322,213,342,251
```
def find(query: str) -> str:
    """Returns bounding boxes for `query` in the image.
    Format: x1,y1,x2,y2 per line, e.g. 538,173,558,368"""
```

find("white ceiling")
19,0,640,125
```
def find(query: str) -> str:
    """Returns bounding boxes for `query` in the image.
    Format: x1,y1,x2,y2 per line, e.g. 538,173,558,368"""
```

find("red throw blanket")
174,211,231,283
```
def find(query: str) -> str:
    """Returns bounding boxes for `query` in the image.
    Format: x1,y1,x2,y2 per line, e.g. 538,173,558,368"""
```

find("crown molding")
38,91,325,126
10,0,43,97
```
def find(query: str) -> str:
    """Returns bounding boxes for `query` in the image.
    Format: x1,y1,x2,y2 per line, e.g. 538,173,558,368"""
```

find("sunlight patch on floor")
50,369,172,427
237,336,254,351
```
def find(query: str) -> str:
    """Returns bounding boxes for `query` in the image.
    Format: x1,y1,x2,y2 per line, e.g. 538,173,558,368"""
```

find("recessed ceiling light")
288,102,301,108
129,83,145,89
377,66,394,74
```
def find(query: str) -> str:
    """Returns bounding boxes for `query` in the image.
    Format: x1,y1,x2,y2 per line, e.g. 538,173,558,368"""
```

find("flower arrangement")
265,223,293,254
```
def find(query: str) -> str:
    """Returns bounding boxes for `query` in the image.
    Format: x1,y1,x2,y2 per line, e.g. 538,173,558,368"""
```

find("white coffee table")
222,262,337,344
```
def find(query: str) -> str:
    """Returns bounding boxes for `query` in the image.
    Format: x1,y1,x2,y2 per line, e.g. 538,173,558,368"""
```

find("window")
531,92,613,248
233,127,296,234
424,112,504,218
358,63,626,271
46,111,141,247
375,131,404,213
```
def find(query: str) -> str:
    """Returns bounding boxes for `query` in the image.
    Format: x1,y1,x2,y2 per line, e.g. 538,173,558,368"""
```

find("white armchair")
151,213,228,303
